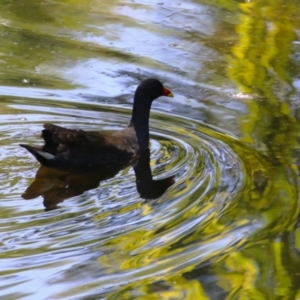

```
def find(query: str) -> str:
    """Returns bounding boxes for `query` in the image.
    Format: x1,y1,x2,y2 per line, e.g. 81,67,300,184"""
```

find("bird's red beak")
163,87,174,98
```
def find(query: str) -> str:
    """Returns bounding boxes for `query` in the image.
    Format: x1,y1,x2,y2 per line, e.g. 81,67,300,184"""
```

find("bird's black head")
134,78,173,103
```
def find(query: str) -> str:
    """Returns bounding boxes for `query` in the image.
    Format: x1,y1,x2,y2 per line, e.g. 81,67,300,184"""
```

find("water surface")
1,0,300,299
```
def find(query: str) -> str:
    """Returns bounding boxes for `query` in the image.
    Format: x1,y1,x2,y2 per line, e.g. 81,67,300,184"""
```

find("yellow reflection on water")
222,1,300,298
228,0,296,94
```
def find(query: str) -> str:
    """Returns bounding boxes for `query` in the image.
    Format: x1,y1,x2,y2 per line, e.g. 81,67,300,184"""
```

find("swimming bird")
20,78,174,170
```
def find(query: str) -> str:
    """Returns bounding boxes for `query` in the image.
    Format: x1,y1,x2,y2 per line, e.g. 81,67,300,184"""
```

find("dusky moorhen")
20,78,174,169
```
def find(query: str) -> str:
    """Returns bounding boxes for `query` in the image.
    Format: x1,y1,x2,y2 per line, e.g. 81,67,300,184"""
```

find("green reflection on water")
1,0,300,299
223,0,300,299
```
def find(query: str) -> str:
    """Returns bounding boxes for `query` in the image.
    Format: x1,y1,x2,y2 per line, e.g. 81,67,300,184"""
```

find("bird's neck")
129,98,152,151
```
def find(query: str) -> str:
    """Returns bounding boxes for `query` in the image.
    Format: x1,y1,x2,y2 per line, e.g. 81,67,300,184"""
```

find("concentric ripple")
0,98,268,299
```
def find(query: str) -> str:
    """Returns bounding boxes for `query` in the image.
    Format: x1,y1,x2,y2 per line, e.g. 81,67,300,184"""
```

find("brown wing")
43,124,104,145
42,123,134,161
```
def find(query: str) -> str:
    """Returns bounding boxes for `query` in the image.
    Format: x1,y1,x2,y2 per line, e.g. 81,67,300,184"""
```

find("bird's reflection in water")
22,148,174,210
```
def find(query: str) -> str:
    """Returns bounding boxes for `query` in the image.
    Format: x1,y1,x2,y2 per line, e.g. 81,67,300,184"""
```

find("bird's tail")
20,144,55,166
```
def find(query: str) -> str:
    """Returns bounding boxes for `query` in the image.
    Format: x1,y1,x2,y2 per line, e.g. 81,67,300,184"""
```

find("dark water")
1,0,300,299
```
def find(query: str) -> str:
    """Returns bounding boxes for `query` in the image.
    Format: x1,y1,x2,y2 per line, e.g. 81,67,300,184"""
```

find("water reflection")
22,148,174,210
1,0,300,298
